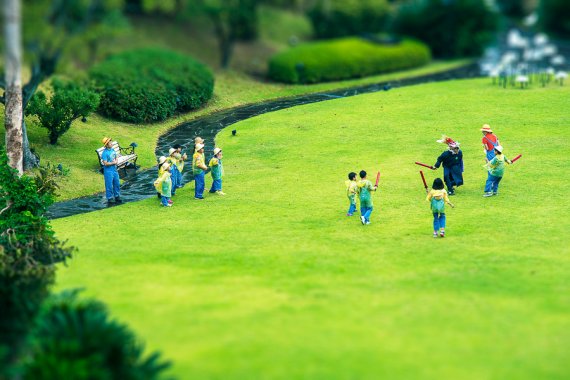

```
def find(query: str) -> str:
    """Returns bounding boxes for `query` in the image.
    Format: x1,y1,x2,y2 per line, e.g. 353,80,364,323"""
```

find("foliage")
391,0,498,58
495,0,530,19
0,149,73,374
26,79,100,145
539,0,570,38
268,37,430,83
89,48,214,123
307,0,391,38
23,290,170,380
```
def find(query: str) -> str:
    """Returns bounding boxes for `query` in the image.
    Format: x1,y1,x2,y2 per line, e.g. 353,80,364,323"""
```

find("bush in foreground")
391,0,498,58
23,290,170,380
90,48,214,123
268,37,430,84
307,0,391,39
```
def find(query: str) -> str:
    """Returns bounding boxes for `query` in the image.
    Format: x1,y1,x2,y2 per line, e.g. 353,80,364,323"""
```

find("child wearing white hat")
167,148,182,195
192,143,208,199
483,145,512,197
154,162,173,207
209,147,225,195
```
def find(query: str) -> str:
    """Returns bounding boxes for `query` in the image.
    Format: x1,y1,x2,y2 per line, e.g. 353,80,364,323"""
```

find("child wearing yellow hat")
208,147,225,195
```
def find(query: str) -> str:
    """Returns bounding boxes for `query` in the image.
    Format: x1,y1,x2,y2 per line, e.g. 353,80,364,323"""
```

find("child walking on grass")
426,178,454,238
358,170,378,225
483,145,511,197
345,172,358,216
154,162,173,207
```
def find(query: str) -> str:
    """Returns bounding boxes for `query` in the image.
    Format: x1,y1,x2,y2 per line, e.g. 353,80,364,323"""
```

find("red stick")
511,154,522,163
420,171,428,193
375,171,381,187
415,161,434,170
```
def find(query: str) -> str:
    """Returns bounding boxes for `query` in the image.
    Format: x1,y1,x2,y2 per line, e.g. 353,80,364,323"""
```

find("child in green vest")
208,147,225,195
154,162,173,207
483,145,512,197
426,178,454,237
358,170,378,225
345,172,358,216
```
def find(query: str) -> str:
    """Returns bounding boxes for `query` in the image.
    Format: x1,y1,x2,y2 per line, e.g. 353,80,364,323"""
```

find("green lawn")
53,78,570,379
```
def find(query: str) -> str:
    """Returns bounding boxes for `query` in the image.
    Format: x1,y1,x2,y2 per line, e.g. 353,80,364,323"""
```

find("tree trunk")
22,119,40,169
3,0,23,174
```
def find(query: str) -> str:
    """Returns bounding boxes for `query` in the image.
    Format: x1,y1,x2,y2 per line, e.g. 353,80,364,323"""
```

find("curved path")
47,64,481,219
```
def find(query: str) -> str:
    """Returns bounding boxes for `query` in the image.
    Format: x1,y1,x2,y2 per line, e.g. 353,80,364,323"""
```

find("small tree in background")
26,79,100,145
540,0,570,38
23,290,170,380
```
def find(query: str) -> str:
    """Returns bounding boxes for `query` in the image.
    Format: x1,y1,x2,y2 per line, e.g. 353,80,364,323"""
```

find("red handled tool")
375,171,381,187
420,171,428,193
415,161,435,170
511,154,522,163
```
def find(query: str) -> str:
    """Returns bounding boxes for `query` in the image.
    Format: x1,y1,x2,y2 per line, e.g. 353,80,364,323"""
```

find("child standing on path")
345,172,358,216
483,145,511,197
193,143,208,200
167,148,181,196
358,170,378,225
209,148,225,195
426,178,454,238
154,163,173,207
173,144,187,188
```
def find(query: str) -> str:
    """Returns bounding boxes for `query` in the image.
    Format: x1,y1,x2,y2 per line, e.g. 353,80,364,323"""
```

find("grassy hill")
53,78,570,379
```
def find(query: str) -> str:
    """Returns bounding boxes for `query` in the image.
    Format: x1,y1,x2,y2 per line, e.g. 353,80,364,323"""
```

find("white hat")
195,137,204,144
495,145,504,153
161,162,171,171
195,143,204,151
213,147,222,156
168,148,176,155
158,156,167,165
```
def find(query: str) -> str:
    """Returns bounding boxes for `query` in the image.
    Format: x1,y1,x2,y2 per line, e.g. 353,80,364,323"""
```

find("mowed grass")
53,79,570,379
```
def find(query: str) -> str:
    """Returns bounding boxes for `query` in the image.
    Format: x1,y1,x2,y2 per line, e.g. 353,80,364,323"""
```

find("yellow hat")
102,137,112,145
481,124,493,133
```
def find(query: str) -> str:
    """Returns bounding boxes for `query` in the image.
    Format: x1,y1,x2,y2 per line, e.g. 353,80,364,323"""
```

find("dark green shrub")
0,149,73,373
391,0,498,58
23,290,170,380
26,79,100,145
540,0,570,38
307,0,390,38
496,0,529,19
268,37,430,84
90,48,214,123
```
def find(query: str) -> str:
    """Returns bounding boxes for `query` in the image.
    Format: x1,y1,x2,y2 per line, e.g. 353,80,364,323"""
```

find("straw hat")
161,162,171,171
213,147,222,156
158,156,167,166
168,148,176,155
195,137,204,144
495,145,503,153
102,137,112,145
481,124,493,133
195,143,205,151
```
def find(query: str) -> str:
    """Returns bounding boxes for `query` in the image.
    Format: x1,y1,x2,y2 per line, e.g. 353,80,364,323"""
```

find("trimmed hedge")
268,38,431,84
89,49,214,123
307,0,390,39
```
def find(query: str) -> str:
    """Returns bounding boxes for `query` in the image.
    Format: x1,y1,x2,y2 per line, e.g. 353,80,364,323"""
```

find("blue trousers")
171,166,180,194
484,173,502,193
161,195,170,206
347,203,357,215
361,206,373,222
209,178,222,192
194,172,205,198
433,212,446,231
103,167,120,200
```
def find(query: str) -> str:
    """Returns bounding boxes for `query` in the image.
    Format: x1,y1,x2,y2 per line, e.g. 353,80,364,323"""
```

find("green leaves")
26,79,100,145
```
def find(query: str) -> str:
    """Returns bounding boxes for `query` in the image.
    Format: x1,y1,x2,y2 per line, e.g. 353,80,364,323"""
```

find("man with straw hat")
481,124,501,162
100,137,121,205
192,143,208,200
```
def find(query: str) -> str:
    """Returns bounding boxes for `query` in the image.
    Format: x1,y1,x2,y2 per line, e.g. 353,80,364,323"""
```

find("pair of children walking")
346,170,378,225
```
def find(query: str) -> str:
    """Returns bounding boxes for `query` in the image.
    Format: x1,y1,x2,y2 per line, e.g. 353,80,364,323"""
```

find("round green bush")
89,49,214,123
268,37,431,84
391,0,498,59
307,0,391,39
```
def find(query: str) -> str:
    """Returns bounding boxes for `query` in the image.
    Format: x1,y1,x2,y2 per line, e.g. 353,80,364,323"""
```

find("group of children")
345,124,514,237
154,137,225,207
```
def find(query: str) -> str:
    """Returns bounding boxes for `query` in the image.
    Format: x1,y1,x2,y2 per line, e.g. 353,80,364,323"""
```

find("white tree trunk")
3,0,24,174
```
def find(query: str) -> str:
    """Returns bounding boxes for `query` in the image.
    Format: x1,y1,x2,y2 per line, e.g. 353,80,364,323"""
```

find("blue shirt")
101,148,117,170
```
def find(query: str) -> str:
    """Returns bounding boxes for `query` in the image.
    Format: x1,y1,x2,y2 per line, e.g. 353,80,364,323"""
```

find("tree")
2,0,24,175
0,0,127,169
26,79,100,145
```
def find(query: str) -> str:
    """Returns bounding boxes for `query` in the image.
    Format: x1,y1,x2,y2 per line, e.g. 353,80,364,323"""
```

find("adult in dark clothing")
433,142,463,195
